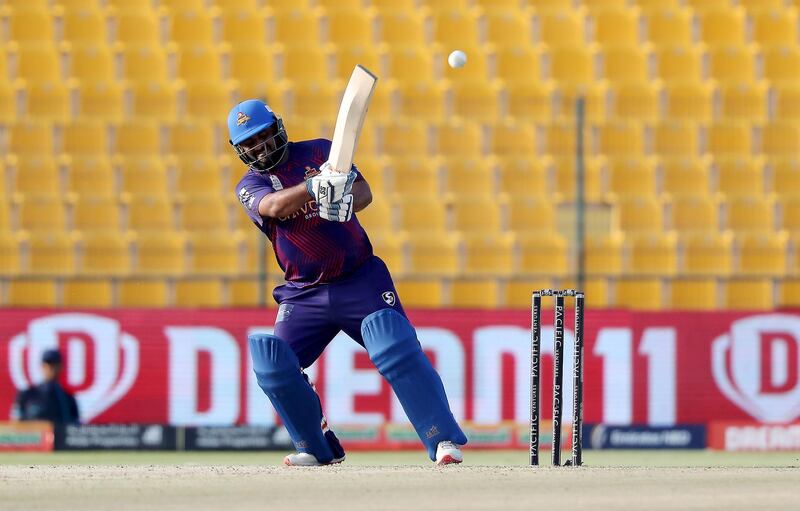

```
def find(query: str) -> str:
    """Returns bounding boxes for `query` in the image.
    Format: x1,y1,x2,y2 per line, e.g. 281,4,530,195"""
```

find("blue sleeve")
235,174,274,227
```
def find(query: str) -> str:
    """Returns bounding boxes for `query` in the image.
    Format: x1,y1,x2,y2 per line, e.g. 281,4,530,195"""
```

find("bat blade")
328,65,377,173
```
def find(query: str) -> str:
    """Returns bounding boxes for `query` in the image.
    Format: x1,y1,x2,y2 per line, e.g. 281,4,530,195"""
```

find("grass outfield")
1,449,798,466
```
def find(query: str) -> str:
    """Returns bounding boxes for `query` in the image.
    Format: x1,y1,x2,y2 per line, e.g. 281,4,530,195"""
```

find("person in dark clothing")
14,349,80,424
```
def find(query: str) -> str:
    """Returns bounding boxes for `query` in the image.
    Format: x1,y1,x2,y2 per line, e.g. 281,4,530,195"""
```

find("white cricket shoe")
283,452,345,467
435,441,463,465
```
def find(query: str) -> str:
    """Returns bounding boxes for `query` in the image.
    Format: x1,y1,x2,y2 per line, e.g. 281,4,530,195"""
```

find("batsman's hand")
306,163,356,207
318,193,354,222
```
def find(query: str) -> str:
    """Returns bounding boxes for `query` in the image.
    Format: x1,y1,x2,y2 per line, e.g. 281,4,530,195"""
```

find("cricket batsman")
228,99,468,466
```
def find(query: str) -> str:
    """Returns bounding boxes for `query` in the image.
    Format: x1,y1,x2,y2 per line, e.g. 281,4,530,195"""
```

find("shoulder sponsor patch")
238,187,256,209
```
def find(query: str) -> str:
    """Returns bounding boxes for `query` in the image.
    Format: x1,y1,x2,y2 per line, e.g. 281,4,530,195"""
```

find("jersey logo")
304,166,321,179
236,112,251,126
381,291,396,306
276,303,294,322
238,187,255,209
269,174,284,191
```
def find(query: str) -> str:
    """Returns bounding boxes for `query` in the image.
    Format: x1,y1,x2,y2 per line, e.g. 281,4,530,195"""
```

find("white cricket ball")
448,50,467,69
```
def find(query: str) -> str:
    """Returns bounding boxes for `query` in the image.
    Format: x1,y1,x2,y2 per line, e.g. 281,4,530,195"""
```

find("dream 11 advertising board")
1,309,799,450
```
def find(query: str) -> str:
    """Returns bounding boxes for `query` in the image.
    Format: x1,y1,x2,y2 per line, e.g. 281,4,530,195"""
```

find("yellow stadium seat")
752,8,798,47
10,155,60,195
706,121,752,157
133,231,186,274
118,43,171,83
708,45,757,83
434,119,482,157
0,80,17,124
725,279,774,310
736,232,787,274
544,123,576,156
644,7,692,46
119,156,169,195
763,45,800,83
185,81,238,121
670,279,718,310
597,122,644,157
763,121,800,157
118,279,169,307
666,193,721,233
15,193,67,232
406,233,460,275
281,44,332,82
380,120,429,156
557,82,607,121
0,232,22,276
698,6,746,46
715,157,764,198
724,195,776,233
127,195,174,231
771,158,800,198
387,157,439,195
8,281,58,307
382,46,437,83
659,156,710,196
449,80,503,121
450,279,501,308
495,46,541,83
66,155,114,196
497,156,551,197
490,119,537,157
177,44,225,82
654,44,703,83
129,80,182,122
9,122,54,156
78,232,131,275
600,46,648,83
372,0,417,8
582,0,629,10
507,195,557,233
739,0,786,10
463,233,516,277
663,81,714,122
780,279,800,307
504,80,554,122
115,121,161,155
394,194,447,233
187,232,239,275
772,83,800,121
626,232,678,276
616,195,664,233
369,231,405,276
161,0,207,9
375,10,426,45
680,231,733,275
591,7,639,46
174,279,225,307
333,45,381,82
8,7,55,43
451,194,505,233
229,45,279,84
779,196,800,232
653,122,699,157
12,43,60,82
22,79,74,122
62,280,113,308
395,278,445,308
169,8,218,47
719,82,767,121
431,8,480,46
483,8,533,48
324,9,374,46
268,7,324,46
504,277,559,308
443,44,490,82
537,10,585,46
58,126,100,162
284,80,339,119
220,8,269,48
179,194,231,232
112,7,163,45
174,156,224,195
75,80,124,122
5,0,47,7
553,156,603,201
516,232,568,277
585,232,624,276
547,44,594,84
62,7,107,44
28,232,76,274
607,157,657,197
615,278,664,310
69,44,114,81
73,195,121,231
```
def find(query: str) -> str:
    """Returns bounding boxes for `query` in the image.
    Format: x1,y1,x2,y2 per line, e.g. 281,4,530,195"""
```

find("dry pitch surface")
1,451,798,511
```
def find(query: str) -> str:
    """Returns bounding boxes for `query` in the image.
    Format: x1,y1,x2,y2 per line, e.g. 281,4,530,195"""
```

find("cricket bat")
326,65,378,174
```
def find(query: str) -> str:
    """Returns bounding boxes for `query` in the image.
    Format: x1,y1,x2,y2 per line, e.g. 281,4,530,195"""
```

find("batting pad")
248,334,336,463
361,309,468,460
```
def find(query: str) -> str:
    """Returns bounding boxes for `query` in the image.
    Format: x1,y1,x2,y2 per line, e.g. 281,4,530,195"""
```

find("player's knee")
361,309,420,372
248,334,300,390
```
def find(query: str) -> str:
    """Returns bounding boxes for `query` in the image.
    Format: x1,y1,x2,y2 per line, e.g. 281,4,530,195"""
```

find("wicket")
529,289,585,467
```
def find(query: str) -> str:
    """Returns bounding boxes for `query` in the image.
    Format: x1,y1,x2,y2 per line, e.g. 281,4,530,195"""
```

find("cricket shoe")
283,452,346,467
435,441,463,466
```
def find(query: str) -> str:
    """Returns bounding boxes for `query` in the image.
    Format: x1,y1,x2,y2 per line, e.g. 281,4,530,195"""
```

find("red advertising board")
1,309,799,429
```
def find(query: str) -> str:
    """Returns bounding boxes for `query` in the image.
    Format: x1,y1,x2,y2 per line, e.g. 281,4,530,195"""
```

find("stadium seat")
62,280,113,308
616,196,664,233
178,194,231,232
0,80,16,124
697,6,746,46
654,45,703,82
663,81,714,122
229,45,279,84
706,122,752,157
10,155,60,195
115,121,161,155
516,232,568,277
220,8,269,48
333,45,381,82
537,10,585,46
133,232,186,274
504,277,559,308
552,156,603,201
653,122,700,157
8,7,56,43
66,155,114,197
324,9,374,46
491,119,537,158
708,45,757,83
670,278,718,310
406,233,460,275
666,193,721,233
600,46,649,83
129,80,182,122
380,120,429,156
174,279,225,307
169,8,219,47
281,44,333,82
585,232,624,276
69,44,115,81
78,232,131,275
544,123,577,156
15,193,68,232
607,157,657,197
557,82,608,121
118,279,170,307
715,157,765,198
8,280,58,307
62,7,107,44
431,8,480,46
369,231,406,276
751,8,798,47
724,195,777,233
161,0,208,9
680,232,733,275
597,122,644,157
625,232,678,276
394,278,446,308
610,81,660,121
450,194,504,233
118,43,171,83
187,232,239,275
763,45,800,83
450,279,501,308
126,195,174,231
591,7,639,46
443,44,491,82
394,194,447,233
22,79,74,122
779,196,800,232
719,82,767,121
496,157,551,198
506,194,557,233
546,44,594,84
382,46,437,84
504,80,554,122
177,44,225,82
118,156,169,195
763,121,800,157
725,279,774,310
12,43,61,82
483,8,533,48
615,278,664,310
185,81,238,121
736,232,788,275
772,83,800,121
268,7,324,46
435,119,483,157
375,10,427,46
174,156,225,195
0,231,21,278
644,7,692,45
462,233,516,276
28,232,76,274
771,158,800,198
8,122,53,156
75,80,125,122
284,80,339,120
495,46,541,83
111,7,164,45
73,195,122,232
449,80,503,121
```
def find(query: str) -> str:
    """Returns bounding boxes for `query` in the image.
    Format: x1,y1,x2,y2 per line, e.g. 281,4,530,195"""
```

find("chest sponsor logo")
269,174,284,191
